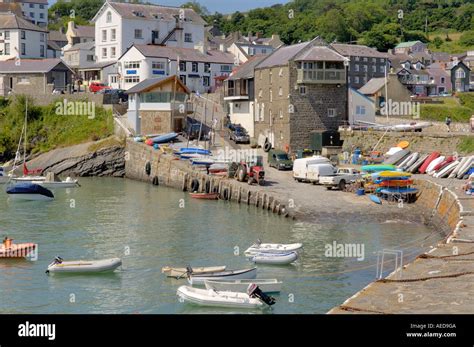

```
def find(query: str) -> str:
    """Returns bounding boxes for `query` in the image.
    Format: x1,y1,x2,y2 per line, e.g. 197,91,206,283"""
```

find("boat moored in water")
46,257,122,274
244,242,303,255
189,192,219,200
6,182,54,201
204,279,282,293
161,265,227,278
249,251,298,265
0,238,37,258
187,267,257,285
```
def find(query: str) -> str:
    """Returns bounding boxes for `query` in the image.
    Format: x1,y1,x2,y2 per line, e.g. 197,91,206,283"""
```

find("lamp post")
343,58,350,127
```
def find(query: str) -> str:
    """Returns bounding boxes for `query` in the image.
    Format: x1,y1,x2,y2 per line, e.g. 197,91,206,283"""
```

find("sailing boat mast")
24,97,27,165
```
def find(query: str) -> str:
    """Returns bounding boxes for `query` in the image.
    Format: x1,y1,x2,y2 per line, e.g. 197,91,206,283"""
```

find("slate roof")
131,45,234,64
256,41,311,69
0,59,72,73
358,77,386,94
331,43,387,58
228,55,267,80
0,12,47,32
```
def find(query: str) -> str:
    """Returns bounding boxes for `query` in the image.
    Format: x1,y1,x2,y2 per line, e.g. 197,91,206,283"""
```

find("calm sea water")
0,178,442,314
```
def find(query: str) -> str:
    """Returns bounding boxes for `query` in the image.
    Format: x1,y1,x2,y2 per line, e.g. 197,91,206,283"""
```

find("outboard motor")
256,239,262,246
45,256,63,274
185,265,194,279
247,283,275,306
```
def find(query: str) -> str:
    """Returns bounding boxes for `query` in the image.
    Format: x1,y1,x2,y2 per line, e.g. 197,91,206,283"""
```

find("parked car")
268,149,293,170
230,126,250,144
98,88,128,103
319,168,362,190
89,82,110,93
439,91,451,97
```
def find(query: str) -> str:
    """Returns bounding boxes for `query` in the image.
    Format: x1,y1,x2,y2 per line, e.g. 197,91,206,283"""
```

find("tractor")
235,155,265,186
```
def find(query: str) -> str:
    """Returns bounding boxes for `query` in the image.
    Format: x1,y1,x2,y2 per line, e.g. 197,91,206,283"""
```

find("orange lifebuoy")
284,144,290,153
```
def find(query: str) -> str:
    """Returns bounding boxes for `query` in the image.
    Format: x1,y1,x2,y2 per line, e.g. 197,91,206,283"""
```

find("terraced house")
254,37,348,153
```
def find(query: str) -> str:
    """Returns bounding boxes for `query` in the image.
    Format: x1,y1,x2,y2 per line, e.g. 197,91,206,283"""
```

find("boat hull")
250,251,298,265
244,243,303,256
47,258,122,274
8,193,54,201
161,266,226,278
189,193,219,200
177,285,264,309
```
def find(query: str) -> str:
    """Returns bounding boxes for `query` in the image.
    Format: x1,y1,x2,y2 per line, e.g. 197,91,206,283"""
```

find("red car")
89,82,110,93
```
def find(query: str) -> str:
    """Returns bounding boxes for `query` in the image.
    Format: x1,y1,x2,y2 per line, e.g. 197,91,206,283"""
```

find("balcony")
399,75,435,85
224,80,250,100
297,68,346,84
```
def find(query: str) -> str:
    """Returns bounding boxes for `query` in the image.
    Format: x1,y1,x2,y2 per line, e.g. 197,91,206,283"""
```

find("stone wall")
140,110,172,135
375,115,471,134
341,129,471,155
125,139,293,218
29,93,104,107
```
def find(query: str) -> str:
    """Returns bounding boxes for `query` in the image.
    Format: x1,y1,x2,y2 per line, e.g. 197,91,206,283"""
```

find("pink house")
427,63,452,94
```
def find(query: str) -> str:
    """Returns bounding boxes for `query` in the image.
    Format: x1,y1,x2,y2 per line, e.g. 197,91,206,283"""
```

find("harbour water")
0,178,443,314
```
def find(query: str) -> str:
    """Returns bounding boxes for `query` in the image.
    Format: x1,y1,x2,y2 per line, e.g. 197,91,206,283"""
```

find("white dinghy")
249,251,298,265
177,283,275,309
46,257,122,274
187,267,257,286
205,279,282,293
245,241,303,255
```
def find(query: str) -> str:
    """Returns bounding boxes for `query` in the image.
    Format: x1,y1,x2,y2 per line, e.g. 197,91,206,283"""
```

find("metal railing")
297,69,346,84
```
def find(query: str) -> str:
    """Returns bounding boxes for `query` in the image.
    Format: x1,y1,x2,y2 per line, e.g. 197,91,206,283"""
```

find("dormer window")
132,11,144,17
106,11,112,23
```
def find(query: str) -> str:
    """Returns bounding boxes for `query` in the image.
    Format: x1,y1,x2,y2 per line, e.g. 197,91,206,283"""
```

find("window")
327,108,336,117
179,61,186,72
184,33,193,42
110,75,118,84
372,58,376,63
299,86,306,95
102,48,107,59
21,31,25,39
354,76,359,84
87,55,94,62
259,104,264,121
363,57,368,62
356,105,366,116
380,58,385,63
4,43,10,55
21,43,25,55
278,87,283,96
279,109,283,119
192,62,198,72
40,4,44,9
152,61,165,70
372,65,376,72
102,30,107,42
203,76,210,87
363,65,368,72
204,63,210,73
456,69,466,79
179,75,186,85
269,72,272,84
134,29,143,39
29,3,33,8
279,68,283,77
106,11,112,23
441,77,445,84
40,45,44,57
111,29,116,41
40,33,45,42
30,12,34,18
262,49,267,54
221,65,232,72
355,56,360,61
354,64,359,72
111,47,116,58
380,65,385,73
269,90,273,102
39,13,44,19
18,77,29,84
258,89,263,98
4,31,9,40
124,76,140,84
124,61,140,69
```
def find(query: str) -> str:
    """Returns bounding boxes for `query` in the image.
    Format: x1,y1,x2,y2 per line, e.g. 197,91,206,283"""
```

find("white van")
293,156,331,182
307,164,336,184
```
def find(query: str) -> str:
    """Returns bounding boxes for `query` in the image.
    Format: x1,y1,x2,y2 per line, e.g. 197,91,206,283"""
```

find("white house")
348,87,375,126
91,1,207,84
19,0,48,27
0,12,48,61
116,44,235,93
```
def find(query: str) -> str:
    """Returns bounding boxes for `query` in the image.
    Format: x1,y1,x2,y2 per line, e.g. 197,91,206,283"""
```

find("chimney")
271,34,280,41
219,43,225,52
256,32,262,39
248,31,252,41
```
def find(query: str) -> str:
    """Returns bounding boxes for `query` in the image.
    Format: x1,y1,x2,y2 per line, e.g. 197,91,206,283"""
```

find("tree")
361,23,400,51
432,36,443,49
181,1,209,16
459,30,474,46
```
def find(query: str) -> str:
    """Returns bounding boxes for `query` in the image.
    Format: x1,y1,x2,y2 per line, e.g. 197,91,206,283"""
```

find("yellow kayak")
377,171,412,178
397,141,410,149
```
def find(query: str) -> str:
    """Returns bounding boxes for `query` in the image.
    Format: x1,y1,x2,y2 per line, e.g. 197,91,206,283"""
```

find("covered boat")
244,242,303,255
161,265,226,278
249,251,298,265
187,267,257,285
46,257,122,274
204,279,282,293
150,132,179,144
6,182,54,201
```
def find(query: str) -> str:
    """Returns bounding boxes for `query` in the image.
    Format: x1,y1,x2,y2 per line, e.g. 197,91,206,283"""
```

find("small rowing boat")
249,251,298,265
46,257,122,274
369,194,382,205
187,267,257,285
189,192,219,200
204,279,282,293
161,265,226,278
244,242,303,255
177,285,274,309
